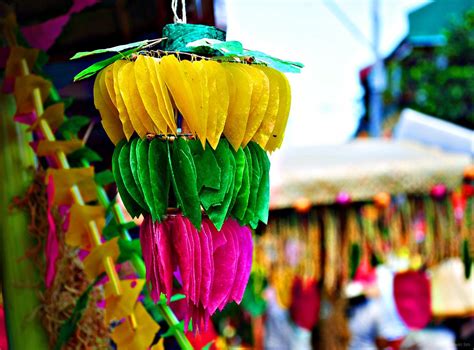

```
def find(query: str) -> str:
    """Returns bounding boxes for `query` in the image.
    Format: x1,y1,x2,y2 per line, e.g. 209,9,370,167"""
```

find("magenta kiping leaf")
140,213,253,332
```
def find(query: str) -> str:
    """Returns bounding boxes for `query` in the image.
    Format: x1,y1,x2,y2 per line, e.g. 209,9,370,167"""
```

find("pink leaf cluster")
140,214,253,331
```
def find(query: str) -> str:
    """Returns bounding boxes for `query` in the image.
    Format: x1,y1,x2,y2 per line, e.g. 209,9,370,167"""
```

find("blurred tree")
401,9,474,129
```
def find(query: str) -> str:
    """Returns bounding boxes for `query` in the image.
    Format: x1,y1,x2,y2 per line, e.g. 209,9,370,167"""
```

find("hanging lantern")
74,22,302,328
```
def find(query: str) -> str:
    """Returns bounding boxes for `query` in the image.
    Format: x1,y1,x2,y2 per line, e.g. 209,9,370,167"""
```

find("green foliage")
400,9,474,128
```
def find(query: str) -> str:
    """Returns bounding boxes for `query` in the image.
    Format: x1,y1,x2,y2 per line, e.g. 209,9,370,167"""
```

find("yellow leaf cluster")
93,55,291,152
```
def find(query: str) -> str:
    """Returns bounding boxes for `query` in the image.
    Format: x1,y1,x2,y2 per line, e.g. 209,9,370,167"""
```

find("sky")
225,0,430,150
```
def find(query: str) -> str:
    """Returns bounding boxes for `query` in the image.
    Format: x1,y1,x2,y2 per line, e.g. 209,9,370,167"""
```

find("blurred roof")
407,0,473,46
269,139,470,209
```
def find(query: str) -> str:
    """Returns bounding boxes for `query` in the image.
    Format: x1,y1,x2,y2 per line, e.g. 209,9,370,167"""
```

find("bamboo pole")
0,92,49,349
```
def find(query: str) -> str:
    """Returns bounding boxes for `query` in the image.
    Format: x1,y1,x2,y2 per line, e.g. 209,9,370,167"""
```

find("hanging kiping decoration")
73,22,302,328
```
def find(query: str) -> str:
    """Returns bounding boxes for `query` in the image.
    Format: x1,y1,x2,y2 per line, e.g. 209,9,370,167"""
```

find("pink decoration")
140,214,253,331
21,0,99,51
45,175,59,288
393,271,431,330
336,191,351,205
430,183,447,199
289,277,320,330
14,111,37,125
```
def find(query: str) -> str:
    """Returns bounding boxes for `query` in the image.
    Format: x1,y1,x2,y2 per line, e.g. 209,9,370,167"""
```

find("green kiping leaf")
73,47,137,82
94,169,115,186
68,146,102,164
232,146,252,221
149,138,170,222
244,143,261,228
186,38,304,73
169,138,201,229
206,140,236,230
228,147,246,212
70,39,156,60
58,115,90,138
118,238,142,263
119,141,148,212
252,143,270,225
112,140,143,218
188,140,221,191
102,220,136,240
130,138,144,196
199,140,232,210
137,139,157,220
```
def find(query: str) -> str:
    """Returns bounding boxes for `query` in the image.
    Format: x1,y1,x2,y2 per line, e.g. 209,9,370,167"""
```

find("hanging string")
171,0,187,24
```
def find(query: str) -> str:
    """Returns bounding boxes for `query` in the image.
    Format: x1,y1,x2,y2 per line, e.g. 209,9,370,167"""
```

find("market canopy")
270,139,471,209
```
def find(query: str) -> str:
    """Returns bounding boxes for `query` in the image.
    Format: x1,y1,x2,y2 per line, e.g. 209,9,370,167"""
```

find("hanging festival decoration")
71,21,302,331
3,40,191,349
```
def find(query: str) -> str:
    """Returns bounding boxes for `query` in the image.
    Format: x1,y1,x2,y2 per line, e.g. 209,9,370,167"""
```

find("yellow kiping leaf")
241,65,270,146
111,302,160,350
265,70,291,151
14,75,51,114
117,62,151,138
222,63,252,151
5,46,39,77
205,61,219,149
28,103,65,132
181,60,204,139
193,60,209,147
113,60,135,139
134,56,168,134
93,70,125,144
83,237,120,281
65,204,105,248
45,167,97,205
160,55,197,134
148,57,177,133
104,64,117,107
104,279,145,323
36,140,83,156
212,61,230,148
252,66,280,148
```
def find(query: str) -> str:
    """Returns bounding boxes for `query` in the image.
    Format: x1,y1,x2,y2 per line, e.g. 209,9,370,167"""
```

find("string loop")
171,0,187,24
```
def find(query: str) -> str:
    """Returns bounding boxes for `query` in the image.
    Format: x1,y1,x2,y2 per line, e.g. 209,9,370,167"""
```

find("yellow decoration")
135,56,168,135
5,46,38,77
146,56,177,133
14,75,51,114
65,204,105,247
93,69,125,144
223,63,252,151
104,279,146,323
36,140,83,156
93,56,291,151
206,60,229,149
45,167,97,205
112,60,135,140
83,237,120,280
160,55,198,134
111,302,160,350
241,65,269,147
119,61,155,137
252,66,280,148
265,70,291,151
28,103,65,132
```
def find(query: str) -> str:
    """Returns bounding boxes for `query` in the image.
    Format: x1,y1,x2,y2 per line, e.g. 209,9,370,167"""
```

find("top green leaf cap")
186,38,304,73
70,39,163,60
